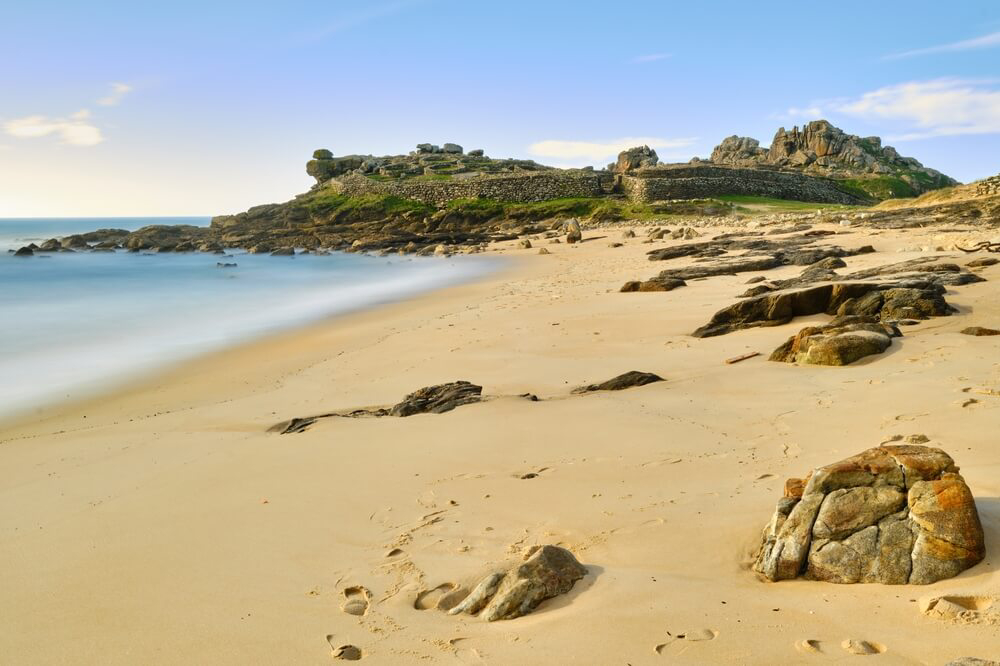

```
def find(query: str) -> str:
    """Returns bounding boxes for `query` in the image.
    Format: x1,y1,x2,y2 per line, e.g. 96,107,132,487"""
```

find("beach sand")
1,222,998,664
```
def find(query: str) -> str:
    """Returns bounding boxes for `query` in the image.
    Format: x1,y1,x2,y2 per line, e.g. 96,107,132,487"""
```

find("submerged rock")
572,371,664,393
753,444,985,584
447,545,587,621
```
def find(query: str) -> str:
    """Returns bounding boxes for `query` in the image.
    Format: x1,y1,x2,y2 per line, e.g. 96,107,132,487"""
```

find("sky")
1,0,999,216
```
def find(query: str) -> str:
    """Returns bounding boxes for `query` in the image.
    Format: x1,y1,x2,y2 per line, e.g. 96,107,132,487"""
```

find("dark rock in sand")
620,278,686,292
961,326,1000,336
572,371,664,394
389,381,483,417
693,281,953,338
769,315,901,366
753,444,985,584
967,257,999,268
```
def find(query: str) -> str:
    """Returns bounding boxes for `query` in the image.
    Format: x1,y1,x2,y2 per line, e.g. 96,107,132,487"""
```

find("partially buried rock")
447,545,587,621
565,219,582,244
572,370,663,394
620,278,686,292
752,444,985,585
967,257,999,268
389,381,482,417
769,316,901,366
518,239,532,249
961,326,1000,336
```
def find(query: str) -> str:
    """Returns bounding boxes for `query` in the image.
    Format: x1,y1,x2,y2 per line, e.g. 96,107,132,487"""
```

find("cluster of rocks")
709,120,956,194
306,143,546,185
975,173,1000,197
753,443,985,585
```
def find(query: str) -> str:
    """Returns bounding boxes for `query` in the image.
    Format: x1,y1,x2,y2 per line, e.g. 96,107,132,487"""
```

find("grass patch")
301,191,433,220
715,194,862,213
836,176,916,201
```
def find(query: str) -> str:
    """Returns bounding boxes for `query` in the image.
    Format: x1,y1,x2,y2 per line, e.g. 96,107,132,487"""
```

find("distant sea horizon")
0,216,500,421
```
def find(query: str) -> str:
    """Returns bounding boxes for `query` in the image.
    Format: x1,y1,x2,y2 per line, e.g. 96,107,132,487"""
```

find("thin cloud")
779,106,824,120
834,79,1000,139
884,30,1000,60
302,0,424,43
97,82,132,106
4,109,104,146
528,137,697,163
631,53,671,64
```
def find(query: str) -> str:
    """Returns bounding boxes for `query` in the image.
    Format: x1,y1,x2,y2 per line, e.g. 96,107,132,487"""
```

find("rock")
753,445,985,584
467,149,484,157
967,257,999,267
270,247,295,256
769,316,901,366
518,239,532,249
216,262,238,268
693,281,953,338
389,381,483,417
572,371,664,393
613,145,658,172
447,545,587,621
608,242,623,248
38,238,62,251
441,143,463,154
13,246,33,256
621,229,636,239
619,278,686,292
961,326,1000,336
313,148,333,160
565,219,582,244
538,248,550,255
945,660,1000,666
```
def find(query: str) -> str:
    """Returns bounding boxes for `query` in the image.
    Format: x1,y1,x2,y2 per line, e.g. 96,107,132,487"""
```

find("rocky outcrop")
447,545,587,621
709,120,957,195
692,280,954,338
572,371,664,394
769,316,901,366
753,444,985,584
975,173,1000,197
612,145,658,173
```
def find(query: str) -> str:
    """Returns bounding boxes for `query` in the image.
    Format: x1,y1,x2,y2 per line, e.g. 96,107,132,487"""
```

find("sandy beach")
2,221,998,664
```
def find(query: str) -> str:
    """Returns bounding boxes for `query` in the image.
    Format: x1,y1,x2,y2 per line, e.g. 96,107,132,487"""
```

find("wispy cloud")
778,106,825,120
303,0,424,43
4,109,104,146
528,136,697,163
883,30,1000,60
834,78,1000,140
97,82,132,106
631,53,671,64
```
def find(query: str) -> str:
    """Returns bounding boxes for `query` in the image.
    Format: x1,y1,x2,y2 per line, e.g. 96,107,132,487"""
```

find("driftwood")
956,241,1000,254
725,352,761,364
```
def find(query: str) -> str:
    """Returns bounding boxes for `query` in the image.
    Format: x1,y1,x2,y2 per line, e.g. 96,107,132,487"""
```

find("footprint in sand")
841,639,886,655
920,594,999,625
340,586,371,616
795,639,823,654
654,629,718,653
326,635,363,660
414,583,467,611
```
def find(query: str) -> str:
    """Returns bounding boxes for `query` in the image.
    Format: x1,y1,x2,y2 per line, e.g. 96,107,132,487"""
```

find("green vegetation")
445,197,735,222
715,194,863,213
836,176,917,201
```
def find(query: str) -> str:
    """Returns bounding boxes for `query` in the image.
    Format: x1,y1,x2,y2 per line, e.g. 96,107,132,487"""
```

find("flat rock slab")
961,326,1000,336
753,444,985,585
572,371,664,394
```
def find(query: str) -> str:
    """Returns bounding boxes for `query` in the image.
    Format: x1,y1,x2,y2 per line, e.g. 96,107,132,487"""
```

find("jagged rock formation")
611,145,658,173
753,444,985,584
710,120,956,196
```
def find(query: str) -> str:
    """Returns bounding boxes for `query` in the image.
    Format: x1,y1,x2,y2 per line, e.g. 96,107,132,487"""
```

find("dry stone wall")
976,174,1000,196
620,165,863,205
329,171,612,206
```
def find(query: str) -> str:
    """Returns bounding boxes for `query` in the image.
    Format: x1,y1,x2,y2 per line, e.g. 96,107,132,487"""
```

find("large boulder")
613,145,658,172
770,316,901,366
753,444,985,584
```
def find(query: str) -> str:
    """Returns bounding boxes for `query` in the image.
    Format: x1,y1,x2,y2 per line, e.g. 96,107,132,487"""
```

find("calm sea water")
0,217,499,419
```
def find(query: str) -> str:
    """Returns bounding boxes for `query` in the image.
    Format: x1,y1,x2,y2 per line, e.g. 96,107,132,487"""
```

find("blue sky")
1,0,998,216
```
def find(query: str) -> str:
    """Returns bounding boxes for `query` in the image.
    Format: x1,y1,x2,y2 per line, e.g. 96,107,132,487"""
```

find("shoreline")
2,222,998,664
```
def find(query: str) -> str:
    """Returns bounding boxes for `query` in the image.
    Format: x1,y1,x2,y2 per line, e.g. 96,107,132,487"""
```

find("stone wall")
328,171,612,206
976,174,1000,197
620,164,864,205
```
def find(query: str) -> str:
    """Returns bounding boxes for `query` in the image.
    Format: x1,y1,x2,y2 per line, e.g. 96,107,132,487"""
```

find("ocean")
0,217,499,420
